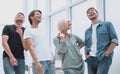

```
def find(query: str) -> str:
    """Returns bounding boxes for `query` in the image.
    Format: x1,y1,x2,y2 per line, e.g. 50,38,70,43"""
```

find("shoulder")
3,24,12,28
24,27,32,34
101,21,112,24
3,25,14,31
100,21,114,29
53,36,59,42
100,21,113,26
70,34,80,39
24,27,30,31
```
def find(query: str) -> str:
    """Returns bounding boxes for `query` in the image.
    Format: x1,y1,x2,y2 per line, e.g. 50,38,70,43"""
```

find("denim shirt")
85,20,118,61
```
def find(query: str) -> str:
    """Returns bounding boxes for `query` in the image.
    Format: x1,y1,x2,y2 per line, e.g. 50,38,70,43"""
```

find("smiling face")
65,20,71,30
14,12,25,24
87,7,99,20
57,19,71,32
32,11,42,23
28,10,42,25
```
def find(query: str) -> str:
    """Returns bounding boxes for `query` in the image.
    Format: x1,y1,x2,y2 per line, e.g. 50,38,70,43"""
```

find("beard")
89,15,97,20
16,19,24,23
89,16,97,20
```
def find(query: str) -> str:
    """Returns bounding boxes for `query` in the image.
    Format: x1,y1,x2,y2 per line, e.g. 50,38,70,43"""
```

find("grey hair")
57,19,69,32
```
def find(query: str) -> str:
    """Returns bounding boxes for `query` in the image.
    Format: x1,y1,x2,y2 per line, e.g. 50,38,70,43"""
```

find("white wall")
0,26,4,74
105,0,120,74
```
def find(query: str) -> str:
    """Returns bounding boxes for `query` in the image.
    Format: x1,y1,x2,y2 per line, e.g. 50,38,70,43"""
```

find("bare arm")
50,50,55,63
105,43,117,57
2,35,18,66
25,38,42,73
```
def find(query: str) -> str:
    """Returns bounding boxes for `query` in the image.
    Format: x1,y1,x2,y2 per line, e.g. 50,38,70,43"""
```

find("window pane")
106,0,120,74
0,0,23,24
27,0,34,14
51,0,67,11
38,0,45,16
72,0,96,39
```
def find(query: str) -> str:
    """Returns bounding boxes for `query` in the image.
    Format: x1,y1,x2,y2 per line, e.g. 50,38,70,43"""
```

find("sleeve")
24,28,32,39
2,25,10,36
74,35,84,47
107,22,118,45
53,37,67,56
84,30,91,54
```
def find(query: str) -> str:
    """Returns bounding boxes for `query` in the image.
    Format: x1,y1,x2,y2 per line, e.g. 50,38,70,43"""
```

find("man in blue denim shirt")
84,7,118,74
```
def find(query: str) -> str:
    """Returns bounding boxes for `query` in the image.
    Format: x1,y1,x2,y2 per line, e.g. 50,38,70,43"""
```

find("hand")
16,28,23,36
51,56,55,63
10,57,18,66
105,50,111,57
59,33,65,39
36,63,43,74
85,54,91,58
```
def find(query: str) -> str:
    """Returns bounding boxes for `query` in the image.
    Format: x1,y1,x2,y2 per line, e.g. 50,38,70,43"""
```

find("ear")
30,16,33,20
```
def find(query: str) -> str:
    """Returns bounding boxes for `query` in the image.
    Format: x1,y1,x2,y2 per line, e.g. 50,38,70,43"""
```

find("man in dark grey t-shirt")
2,12,27,74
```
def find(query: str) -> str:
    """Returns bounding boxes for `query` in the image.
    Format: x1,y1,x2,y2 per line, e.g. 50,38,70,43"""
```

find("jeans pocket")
85,56,94,63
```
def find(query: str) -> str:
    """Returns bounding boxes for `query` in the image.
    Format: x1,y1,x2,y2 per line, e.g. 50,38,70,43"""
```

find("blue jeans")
32,60,56,74
3,57,25,74
85,56,112,74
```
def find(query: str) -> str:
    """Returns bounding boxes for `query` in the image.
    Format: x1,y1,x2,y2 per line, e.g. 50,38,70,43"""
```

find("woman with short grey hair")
53,19,85,74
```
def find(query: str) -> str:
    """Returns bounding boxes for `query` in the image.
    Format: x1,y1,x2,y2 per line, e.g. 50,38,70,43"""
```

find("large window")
51,0,67,11
72,0,96,40
0,0,23,24
38,0,45,16
105,0,120,74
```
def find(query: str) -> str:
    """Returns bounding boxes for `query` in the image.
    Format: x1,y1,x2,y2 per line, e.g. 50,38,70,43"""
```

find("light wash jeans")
32,60,56,74
85,56,112,74
3,57,25,74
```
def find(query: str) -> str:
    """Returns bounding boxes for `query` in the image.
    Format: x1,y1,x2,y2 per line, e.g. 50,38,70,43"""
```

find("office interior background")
0,0,120,74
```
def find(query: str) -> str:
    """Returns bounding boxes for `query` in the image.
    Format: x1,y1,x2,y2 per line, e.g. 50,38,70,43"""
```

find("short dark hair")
86,7,98,14
28,10,42,24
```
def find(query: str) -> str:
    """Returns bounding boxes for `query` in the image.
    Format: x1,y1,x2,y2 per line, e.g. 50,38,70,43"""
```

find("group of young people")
1,7,118,74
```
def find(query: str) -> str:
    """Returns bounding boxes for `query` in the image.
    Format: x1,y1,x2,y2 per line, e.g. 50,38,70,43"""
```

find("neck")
31,22,39,28
61,31,68,36
91,18,99,25
15,23,22,28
